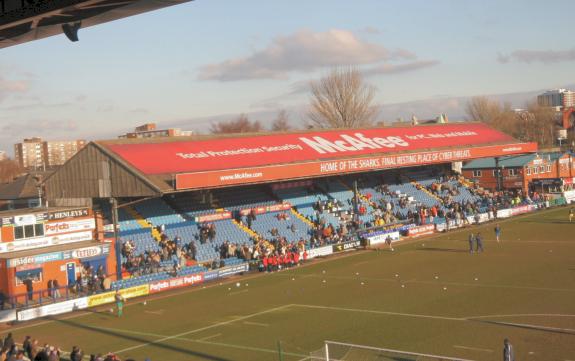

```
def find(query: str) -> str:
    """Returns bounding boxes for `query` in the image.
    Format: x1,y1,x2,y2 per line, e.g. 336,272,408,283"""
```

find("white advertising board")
0,231,93,253
564,190,575,204
305,245,333,259
44,218,95,235
17,297,88,321
367,231,400,245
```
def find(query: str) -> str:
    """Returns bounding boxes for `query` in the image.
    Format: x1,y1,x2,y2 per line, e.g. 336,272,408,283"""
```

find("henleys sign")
106,123,522,176
48,208,89,220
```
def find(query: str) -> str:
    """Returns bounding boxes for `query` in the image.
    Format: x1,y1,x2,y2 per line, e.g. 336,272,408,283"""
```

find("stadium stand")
100,166,541,290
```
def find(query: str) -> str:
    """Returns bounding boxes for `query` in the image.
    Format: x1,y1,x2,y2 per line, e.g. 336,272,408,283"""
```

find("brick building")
118,123,193,139
462,152,575,193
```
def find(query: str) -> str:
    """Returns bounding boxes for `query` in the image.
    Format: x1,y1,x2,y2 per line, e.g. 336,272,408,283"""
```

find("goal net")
305,341,475,361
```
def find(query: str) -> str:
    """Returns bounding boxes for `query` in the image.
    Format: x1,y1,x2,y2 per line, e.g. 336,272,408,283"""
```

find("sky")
1,0,575,154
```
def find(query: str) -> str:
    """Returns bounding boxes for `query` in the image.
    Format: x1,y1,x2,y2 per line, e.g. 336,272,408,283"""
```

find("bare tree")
465,96,517,136
271,109,291,132
307,68,379,128
465,96,503,123
522,101,557,147
210,114,262,134
466,96,561,147
0,158,24,183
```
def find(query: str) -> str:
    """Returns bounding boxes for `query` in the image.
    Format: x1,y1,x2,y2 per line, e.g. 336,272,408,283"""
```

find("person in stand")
52,279,61,300
23,278,33,302
2,333,14,354
0,290,5,310
114,291,125,318
475,232,484,253
503,338,515,361
70,346,84,361
22,336,31,359
468,232,475,253
494,224,501,242
47,280,53,299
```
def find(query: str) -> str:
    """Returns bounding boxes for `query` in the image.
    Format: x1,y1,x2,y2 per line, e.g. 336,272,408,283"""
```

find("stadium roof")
44,122,538,202
462,151,569,170
0,0,193,49
462,154,537,169
0,171,52,200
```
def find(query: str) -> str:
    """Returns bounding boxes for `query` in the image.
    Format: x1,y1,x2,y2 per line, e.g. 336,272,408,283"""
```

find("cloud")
498,48,575,64
363,26,381,34
0,76,29,102
249,60,439,110
129,108,149,114
1,119,77,133
0,119,80,153
362,60,440,76
198,29,422,81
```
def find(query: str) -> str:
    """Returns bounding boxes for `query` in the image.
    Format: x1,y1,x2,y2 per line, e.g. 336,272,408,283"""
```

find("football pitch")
7,207,575,361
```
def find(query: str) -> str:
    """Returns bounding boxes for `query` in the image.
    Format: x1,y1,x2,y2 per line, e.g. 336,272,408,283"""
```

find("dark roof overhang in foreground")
0,0,193,49
44,122,539,201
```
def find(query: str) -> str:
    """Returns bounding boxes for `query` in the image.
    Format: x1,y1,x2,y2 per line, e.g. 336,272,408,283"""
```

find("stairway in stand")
232,219,260,239
410,181,444,204
124,205,162,241
290,208,315,227
339,178,377,208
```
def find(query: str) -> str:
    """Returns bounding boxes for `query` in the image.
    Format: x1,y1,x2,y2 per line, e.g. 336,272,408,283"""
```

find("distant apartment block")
119,123,194,139
537,89,575,109
14,138,86,169
537,89,575,130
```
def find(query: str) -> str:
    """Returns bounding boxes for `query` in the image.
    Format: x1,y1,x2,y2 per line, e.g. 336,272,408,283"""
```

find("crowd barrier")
14,263,249,322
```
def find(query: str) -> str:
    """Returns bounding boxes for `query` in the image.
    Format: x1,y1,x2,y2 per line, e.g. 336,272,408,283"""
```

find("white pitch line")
243,321,269,327
74,324,310,359
293,304,575,332
112,303,293,354
189,338,308,358
468,313,575,320
289,273,575,293
453,345,493,353
480,321,575,334
229,289,249,296
144,309,164,315
197,333,221,341
293,304,464,321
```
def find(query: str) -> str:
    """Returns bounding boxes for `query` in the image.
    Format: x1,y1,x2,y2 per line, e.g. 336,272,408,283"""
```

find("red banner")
407,224,435,237
176,143,537,190
195,212,231,223
239,202,292,216
148,273,204,294
106,123,522,175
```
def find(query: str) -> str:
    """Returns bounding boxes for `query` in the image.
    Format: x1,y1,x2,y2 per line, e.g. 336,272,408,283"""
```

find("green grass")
8,207,575,361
